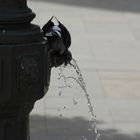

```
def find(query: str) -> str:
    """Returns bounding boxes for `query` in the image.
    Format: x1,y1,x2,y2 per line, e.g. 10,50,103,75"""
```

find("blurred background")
28,0,140,140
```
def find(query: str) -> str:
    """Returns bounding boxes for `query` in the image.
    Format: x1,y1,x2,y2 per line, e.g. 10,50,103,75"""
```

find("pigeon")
42,16,72,66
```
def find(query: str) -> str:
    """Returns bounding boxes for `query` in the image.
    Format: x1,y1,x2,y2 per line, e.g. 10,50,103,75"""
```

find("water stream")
57,58,101,140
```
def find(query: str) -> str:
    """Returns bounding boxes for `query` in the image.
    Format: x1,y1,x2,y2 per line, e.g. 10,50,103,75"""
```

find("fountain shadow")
30,115,140,140
29,0,140,14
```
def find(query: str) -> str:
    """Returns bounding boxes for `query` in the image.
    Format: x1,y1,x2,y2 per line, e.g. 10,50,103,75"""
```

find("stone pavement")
28,0,140,140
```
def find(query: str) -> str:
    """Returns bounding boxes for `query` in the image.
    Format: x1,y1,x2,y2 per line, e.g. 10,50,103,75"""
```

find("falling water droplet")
59,91,62,96
59,114,63,118
88,128,92,131
94,128,98,134
63,106,66,109
82,136,87,140
72,98,78,105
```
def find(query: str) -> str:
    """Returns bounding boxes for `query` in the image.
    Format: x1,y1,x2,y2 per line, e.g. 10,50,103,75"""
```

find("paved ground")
28,0,140,140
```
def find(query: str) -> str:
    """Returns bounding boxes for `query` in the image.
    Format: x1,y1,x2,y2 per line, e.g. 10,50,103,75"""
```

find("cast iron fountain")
0,0,71,140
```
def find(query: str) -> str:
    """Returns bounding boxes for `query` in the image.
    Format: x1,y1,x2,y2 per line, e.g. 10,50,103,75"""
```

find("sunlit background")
29,0,140,140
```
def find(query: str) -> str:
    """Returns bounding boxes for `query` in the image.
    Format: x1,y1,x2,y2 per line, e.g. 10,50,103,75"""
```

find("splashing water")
57,58,101,140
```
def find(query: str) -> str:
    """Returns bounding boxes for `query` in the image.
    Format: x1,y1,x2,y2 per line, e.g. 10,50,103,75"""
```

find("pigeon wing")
58,20,71,48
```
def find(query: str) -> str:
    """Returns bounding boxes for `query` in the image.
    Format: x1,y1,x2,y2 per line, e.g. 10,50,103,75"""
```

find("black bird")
42,16,72,66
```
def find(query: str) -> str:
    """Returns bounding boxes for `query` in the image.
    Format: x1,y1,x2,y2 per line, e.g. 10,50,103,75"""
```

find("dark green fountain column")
0,0,34,24
0,0,48,140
